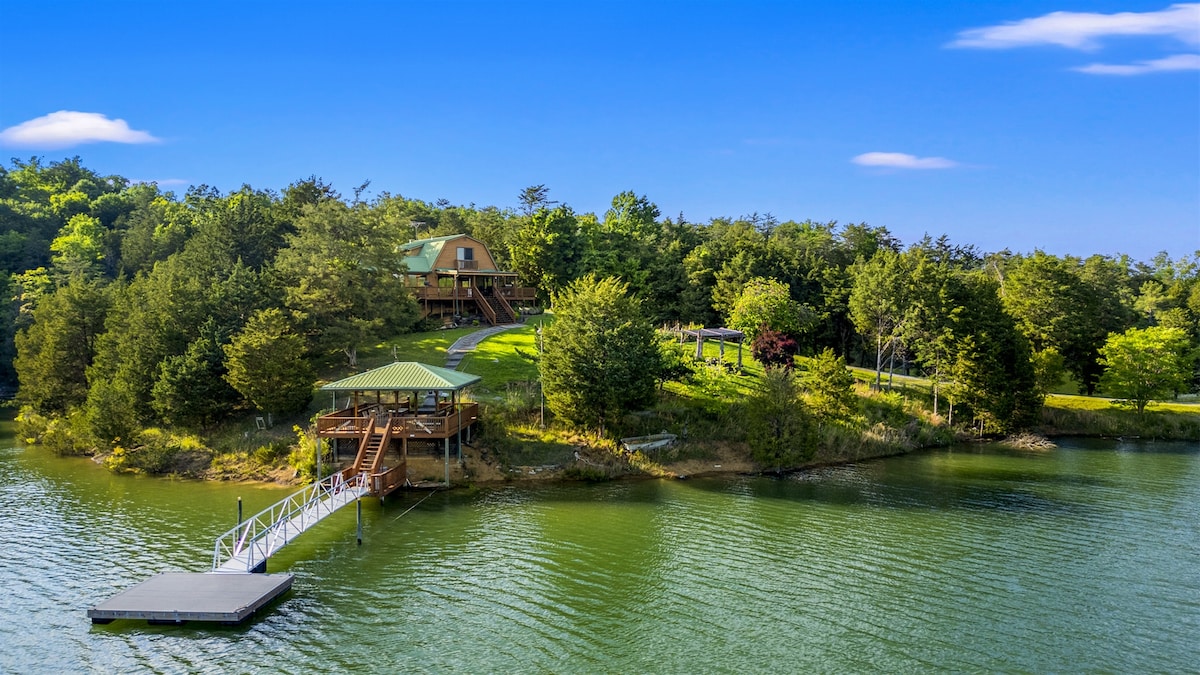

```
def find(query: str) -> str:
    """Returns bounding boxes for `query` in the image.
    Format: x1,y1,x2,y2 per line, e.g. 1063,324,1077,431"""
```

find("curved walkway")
445,323,523,369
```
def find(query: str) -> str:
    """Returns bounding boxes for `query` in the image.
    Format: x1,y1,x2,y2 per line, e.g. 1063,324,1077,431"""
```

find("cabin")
316,362,481,495
401,234,536,326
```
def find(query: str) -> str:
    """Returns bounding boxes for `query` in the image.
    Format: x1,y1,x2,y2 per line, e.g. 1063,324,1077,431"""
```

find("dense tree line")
3,158,1197,447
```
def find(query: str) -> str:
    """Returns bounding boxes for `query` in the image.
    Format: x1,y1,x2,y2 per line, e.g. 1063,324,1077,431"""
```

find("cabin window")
457,247,474,261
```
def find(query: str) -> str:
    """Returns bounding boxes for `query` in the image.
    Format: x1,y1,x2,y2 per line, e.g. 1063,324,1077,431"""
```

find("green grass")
457,318,552,401
1039,395,1200,440
315,327,477,382
1045,393,1200,415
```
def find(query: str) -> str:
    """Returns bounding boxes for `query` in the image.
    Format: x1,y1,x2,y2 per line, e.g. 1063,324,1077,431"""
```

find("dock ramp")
212,471,369,573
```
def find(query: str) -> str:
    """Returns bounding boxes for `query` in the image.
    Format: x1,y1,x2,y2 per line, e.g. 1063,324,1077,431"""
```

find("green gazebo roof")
320,362,481,392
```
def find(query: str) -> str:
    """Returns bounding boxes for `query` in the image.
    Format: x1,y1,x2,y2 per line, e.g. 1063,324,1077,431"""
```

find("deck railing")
317,403,479,440
410,286,536,302
372,464,407,496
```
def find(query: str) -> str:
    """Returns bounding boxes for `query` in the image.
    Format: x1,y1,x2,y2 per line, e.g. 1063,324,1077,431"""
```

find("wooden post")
356,497,363,546
695,333,703,360
237,497,242,529
737,338,743,368
444,437,450,486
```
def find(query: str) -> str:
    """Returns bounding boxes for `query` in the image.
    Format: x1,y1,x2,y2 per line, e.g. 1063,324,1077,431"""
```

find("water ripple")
2,440,1199,673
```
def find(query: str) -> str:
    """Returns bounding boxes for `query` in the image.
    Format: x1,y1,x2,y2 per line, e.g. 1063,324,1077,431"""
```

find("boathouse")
401,234,536,325
316,362,481,494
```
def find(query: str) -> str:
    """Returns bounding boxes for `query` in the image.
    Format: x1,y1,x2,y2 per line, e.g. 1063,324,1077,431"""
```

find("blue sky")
2,1,1197,261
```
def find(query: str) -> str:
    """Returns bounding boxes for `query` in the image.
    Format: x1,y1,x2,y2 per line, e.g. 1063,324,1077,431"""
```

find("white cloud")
852,152,959,170
0,111,159,148
950,3,1200,50
1073,52,1200,74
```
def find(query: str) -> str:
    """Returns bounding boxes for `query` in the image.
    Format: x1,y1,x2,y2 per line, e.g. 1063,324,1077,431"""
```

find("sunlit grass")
457,319,551,400
1046,393,1200,415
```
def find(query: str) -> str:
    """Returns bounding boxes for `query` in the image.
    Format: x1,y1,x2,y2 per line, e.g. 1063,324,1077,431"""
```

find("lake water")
1,414,1197,673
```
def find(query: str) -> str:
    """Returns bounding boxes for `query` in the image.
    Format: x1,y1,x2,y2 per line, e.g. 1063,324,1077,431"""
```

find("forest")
2,157,1197,458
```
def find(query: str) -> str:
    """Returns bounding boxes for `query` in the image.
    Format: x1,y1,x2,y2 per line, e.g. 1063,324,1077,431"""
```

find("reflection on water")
1,420,1198,673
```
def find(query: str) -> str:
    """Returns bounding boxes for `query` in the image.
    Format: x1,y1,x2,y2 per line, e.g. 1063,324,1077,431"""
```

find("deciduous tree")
1098,326,1193,414
727,277,813,344
509,205,582,303
849,249,910,390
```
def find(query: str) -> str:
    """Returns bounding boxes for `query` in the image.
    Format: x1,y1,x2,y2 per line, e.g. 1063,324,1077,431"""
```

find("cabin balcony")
316,402,480,441
409,286,537,302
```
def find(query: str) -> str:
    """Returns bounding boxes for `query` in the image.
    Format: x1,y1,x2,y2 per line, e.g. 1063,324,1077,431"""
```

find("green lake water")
1,414,1197,673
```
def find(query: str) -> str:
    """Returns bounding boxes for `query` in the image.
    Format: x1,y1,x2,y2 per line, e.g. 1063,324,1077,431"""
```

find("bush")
17,406,95,456
288,424,322,482
751,327,798,371
104,428,212,475
744,369,815,471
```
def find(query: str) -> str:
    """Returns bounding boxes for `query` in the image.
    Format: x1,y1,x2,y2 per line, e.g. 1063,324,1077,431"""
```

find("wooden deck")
316,403,479,441
88,573,293,625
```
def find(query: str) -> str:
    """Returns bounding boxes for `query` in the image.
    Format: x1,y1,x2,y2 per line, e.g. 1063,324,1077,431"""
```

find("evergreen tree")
14,276,110,413
151,322,240,427
745,368,815,471
804,348,857,421
275,200,417,366
541,275,659,434
223,308,315,415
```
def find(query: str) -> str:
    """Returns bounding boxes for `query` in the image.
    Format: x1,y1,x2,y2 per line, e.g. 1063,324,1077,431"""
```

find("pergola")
680,327,746,367
318,362,481,488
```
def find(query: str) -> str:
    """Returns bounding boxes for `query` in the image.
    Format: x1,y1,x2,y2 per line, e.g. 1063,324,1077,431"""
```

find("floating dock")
90,472,366,625
88,572,293,625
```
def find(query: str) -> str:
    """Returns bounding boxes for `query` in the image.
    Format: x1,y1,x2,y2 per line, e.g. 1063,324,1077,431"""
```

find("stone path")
445,323,523,369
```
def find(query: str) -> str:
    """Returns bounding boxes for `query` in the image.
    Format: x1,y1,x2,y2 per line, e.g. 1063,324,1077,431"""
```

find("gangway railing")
212,471,369,573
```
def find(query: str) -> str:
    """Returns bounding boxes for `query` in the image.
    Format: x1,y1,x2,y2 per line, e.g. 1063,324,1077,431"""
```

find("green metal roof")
398,234,510,274
399,234,463,274
320,362,481,392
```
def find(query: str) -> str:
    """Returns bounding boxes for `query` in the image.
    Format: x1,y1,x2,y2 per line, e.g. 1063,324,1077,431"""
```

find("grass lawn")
457,317,553,401
358,328,476,370
1045,393,1200,415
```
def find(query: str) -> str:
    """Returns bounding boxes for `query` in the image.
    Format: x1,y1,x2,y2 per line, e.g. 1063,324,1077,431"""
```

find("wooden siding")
431,235,498,271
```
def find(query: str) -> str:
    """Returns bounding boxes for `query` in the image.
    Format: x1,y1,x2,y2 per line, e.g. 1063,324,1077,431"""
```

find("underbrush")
103,428,213,476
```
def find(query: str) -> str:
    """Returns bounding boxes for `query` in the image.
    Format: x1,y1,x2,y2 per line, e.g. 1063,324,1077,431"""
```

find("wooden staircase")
352,420,394,481
479,290,516,325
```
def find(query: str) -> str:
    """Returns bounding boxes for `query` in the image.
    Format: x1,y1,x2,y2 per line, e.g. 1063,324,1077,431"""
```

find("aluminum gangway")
212,471,369,573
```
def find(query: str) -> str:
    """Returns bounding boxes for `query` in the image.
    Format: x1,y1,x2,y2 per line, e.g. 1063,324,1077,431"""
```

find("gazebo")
680,327,746,367
316,362,481,493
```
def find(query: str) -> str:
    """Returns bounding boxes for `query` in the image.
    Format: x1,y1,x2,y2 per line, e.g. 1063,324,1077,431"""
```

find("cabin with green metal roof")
401,234,536,325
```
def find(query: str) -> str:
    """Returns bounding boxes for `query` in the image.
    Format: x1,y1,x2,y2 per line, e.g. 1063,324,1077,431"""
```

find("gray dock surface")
88,572,293,624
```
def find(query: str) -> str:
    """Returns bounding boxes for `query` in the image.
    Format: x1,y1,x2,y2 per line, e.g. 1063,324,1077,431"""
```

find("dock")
88,572,292,624
89,472,367,625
